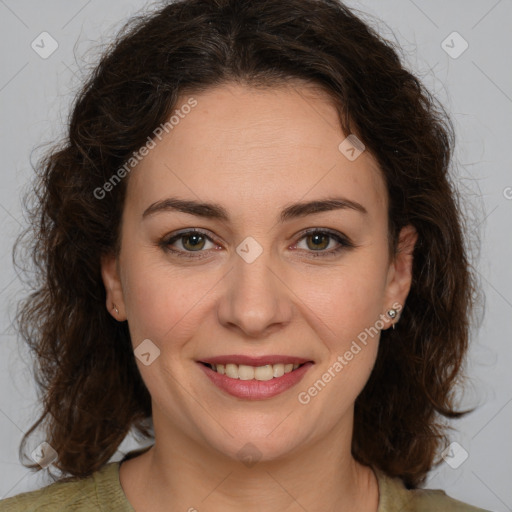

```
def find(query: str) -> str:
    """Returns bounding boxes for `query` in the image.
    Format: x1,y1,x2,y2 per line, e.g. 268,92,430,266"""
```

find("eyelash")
159,228,354,260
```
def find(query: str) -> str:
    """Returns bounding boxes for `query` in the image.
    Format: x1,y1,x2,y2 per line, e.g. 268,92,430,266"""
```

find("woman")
1,0,490,510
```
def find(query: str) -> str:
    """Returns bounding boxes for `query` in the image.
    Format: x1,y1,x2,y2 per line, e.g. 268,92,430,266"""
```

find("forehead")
125,82,387,222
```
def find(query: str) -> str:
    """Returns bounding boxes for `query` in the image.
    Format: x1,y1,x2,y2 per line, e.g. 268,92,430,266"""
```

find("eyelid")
165,227,216,242
294,227,353,245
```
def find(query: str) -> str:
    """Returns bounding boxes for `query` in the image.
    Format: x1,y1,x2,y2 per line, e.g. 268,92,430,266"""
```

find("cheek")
294,257,389,347
121,241,227,353
294,264,384,416
125,270,196,345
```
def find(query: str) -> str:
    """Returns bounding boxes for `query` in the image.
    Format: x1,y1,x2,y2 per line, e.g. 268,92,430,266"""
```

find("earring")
387,308,398,330
112,304,119,315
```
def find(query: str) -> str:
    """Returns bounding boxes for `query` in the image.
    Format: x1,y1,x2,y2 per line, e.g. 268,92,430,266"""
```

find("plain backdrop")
0,1,510,510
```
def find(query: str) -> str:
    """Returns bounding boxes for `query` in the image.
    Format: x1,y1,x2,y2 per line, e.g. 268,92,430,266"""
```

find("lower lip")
197,362,314,400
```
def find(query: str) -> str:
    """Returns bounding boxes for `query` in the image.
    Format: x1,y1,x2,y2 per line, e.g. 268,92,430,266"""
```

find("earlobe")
100,252,126,321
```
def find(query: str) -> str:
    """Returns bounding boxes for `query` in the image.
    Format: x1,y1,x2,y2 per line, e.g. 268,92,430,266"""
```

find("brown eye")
161,229,218,258
180,233,207,251
294,229,354,258
304,232,331,251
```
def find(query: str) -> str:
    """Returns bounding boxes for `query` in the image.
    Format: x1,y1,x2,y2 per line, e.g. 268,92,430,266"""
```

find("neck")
120,412,379,512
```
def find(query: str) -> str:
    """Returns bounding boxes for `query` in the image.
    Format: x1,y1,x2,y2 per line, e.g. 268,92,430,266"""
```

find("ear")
100,252,126,321
382,224,418,328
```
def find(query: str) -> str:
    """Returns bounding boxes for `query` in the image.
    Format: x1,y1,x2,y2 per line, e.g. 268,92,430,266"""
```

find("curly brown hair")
13,0,478,489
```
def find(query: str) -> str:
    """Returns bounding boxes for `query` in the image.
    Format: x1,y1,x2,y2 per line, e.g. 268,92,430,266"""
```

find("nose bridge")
217,237,291,337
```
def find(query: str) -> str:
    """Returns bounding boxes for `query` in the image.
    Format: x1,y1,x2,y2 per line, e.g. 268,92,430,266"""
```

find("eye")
292,229,354,258
160,228,354,260
160,229,219,258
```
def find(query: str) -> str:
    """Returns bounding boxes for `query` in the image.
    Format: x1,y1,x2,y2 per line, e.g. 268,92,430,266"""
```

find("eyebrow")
142,196,367,222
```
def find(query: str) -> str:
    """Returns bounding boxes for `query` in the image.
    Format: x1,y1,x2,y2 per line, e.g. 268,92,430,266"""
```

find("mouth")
199,361,308,381
196,356,314,400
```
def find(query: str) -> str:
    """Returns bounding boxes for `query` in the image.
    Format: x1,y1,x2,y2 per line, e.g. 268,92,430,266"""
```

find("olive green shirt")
0,455,491,511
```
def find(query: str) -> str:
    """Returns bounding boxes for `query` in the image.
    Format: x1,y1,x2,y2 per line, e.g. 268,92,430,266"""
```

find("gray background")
0,1,510,510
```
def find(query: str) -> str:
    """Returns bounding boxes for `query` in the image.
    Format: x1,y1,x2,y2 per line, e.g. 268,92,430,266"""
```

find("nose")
216,244,293,339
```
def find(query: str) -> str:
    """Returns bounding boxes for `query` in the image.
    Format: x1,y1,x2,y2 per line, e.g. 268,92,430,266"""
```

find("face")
101,82,416,463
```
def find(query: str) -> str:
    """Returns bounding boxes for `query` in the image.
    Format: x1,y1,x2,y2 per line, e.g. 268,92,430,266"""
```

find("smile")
202,362,303,381
197,358,314,400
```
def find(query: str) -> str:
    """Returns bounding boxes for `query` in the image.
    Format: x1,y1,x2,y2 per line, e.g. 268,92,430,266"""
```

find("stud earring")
112,304,119,315
387,308,398,330
387,308,397,319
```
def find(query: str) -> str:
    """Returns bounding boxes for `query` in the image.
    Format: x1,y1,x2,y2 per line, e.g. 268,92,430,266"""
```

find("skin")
101,81,417,512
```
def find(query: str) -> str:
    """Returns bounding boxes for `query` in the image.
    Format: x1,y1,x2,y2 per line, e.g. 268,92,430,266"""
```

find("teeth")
225,363,238,379
254,365,273,381
209,362,303,380
238,364,255,380
273,364,285,378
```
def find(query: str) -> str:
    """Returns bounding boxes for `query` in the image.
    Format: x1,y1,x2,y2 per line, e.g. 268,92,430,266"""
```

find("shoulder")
0,462,133,512
374,467,493,512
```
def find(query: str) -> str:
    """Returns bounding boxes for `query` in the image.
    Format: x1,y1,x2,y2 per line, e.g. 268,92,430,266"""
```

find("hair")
13,0,478,489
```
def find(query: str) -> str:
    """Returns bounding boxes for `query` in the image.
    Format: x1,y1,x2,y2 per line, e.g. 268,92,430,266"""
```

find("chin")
199,423,308,466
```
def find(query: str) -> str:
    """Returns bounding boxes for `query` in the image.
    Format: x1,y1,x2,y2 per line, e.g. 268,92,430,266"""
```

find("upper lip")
198,355,313,366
